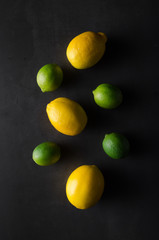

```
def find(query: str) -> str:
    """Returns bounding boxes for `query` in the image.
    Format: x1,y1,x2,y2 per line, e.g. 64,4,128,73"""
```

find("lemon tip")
97,32,108,43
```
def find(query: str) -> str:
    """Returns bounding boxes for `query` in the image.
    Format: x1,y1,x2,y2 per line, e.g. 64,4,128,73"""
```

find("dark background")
0,0,159,239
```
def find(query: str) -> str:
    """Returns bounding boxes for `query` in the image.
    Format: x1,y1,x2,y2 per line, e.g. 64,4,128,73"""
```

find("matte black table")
0,0,159,239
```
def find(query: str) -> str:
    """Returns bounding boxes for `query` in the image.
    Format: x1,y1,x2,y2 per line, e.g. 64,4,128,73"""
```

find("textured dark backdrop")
0,0,159,239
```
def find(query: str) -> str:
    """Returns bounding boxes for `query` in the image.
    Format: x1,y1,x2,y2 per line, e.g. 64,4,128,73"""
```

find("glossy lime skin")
32,142,61,166
93,83,123,109
102,133,130,159
37,64,63,92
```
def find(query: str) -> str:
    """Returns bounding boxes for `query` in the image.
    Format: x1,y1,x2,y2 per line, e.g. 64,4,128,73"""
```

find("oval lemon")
66,31,107,69
46,97,87,136
66,165,104,209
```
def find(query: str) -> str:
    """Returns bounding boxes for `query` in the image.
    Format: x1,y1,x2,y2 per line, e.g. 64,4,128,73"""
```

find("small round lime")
102,133,130,159
37,64,63,92
92,83,123,109
32,142,61,166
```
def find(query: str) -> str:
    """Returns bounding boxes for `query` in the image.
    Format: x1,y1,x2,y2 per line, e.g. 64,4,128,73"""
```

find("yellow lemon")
46,97,87,136
66,31,107,69
66,165,104,209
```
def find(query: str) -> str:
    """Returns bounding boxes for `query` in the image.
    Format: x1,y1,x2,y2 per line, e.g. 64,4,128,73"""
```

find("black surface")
0,0,159,239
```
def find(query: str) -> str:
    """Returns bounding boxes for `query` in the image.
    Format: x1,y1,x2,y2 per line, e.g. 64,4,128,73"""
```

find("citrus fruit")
66,165,104,209
66,31,107,69
46,97,87,136
102,133,130,159
37,64,63,92
32,142,61,166
92,83,123,109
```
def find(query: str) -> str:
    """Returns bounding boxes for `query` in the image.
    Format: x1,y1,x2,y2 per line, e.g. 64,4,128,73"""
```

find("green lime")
32,142,61,166
102,133,130,159
92,83,123,109
37,64,63,92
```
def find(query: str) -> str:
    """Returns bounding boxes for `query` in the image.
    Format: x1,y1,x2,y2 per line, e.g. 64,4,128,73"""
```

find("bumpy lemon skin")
66,31,107,69
66,165,105,209
46,97,87,136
